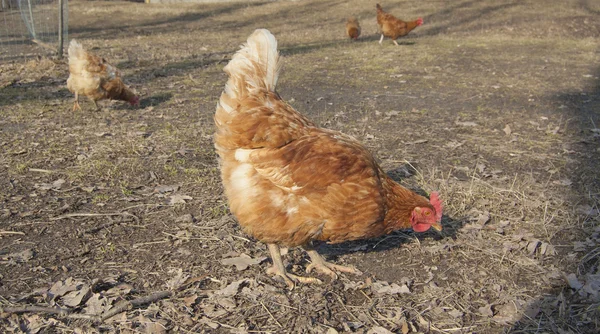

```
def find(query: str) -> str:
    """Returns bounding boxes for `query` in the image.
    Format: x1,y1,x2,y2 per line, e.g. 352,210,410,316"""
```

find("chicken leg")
72,93,82,111
303,244,362,279
379,34,384,44
392,40,399,46
266,243,321,290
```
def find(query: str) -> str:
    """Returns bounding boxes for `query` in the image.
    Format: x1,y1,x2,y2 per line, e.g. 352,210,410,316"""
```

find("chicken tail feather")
218,29,281,114
67,39,85,63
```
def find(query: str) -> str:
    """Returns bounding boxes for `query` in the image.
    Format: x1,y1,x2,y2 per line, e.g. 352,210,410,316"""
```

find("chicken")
376,3,423,46
214,29,442,289
345,17,361,40
66,40,139,111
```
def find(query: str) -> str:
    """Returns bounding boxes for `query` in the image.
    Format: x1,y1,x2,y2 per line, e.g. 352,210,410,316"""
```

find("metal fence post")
57,0,63,58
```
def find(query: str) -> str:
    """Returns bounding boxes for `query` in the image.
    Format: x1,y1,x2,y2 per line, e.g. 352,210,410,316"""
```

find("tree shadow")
68,1,271,39
139,92,172,108
419,0,521,37
508,65,600,332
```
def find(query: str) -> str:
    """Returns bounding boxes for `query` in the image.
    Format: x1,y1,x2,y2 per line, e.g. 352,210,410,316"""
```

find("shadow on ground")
509,65,600,333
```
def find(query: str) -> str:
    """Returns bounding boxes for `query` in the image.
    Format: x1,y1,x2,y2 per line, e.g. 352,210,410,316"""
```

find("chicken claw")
266,265,322,290
304,248,362,279
72,93,82,111
267,244,322,289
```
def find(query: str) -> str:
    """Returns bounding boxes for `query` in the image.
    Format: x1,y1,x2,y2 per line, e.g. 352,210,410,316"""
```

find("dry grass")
0,0,599,333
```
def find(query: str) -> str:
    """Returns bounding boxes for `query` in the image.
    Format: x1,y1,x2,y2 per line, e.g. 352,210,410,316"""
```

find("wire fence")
0,0,68,62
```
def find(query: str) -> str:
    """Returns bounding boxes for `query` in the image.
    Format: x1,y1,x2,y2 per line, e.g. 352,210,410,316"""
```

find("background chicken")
345,17,361,40
66,40,139,111
376,3,423,45
214,29,442,289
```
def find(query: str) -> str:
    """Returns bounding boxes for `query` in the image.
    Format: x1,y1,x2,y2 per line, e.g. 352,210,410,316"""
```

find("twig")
83,218,119,234
231,235,252,242
1,305,71,315
161,232,220,242
28,168,54,173
260,301,282,328
133,239,169,248
0,305,100,321
334,293,360,322
0,231,25,235
51,212,140,223
100,290,172,322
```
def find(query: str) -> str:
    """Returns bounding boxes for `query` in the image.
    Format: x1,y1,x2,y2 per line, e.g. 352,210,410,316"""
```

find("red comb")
430,191,443,221
416,18,424,26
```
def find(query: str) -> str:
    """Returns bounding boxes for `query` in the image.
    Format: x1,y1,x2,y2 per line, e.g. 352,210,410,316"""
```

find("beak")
431,222,443,232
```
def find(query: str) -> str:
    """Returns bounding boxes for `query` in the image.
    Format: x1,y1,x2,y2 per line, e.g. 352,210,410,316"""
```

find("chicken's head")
130,95,140,107
410,192,442,232
416,18,424,26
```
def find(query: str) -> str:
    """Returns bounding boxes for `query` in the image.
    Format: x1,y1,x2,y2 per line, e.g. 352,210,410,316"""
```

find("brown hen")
66,40,139,111
376,3,423,45
214,29,442,289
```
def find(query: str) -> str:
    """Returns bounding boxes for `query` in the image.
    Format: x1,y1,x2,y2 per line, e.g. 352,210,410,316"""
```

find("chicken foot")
72,93,82,111
266,243,322,290
303,244,362,279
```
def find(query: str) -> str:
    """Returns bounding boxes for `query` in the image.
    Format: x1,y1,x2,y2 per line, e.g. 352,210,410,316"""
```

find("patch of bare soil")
1,0,599,333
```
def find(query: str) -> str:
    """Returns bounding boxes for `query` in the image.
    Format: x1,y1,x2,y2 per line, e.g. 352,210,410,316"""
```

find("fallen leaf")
168,194,193,205
62,285,92,307
83,293,113,315
154,185,180,193
478,304,494,317
139,315,167,334
448,309,463,318
199,316,220,329
23,314,44,334
552,179,572,186
166,268,189,290
367,326,394,334
4,249,34,263
565,273,583,290
213,279,249,297
221,254,267,271
492,302,519,325
183,294,199,307
527,239,541,254
401,320,409,334
373,281,410,295
445,140,465,149
455,120,478,127
503,124,512,136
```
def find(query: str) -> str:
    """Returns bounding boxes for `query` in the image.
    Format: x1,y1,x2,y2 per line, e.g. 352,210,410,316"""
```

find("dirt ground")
1,0,599,333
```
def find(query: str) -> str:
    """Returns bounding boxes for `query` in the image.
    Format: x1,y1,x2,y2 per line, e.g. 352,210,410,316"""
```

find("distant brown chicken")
376,3,423,45
345,17,361,40
66,40,139,111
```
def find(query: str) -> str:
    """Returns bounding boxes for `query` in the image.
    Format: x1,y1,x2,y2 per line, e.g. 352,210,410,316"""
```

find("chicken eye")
424,211,431,216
